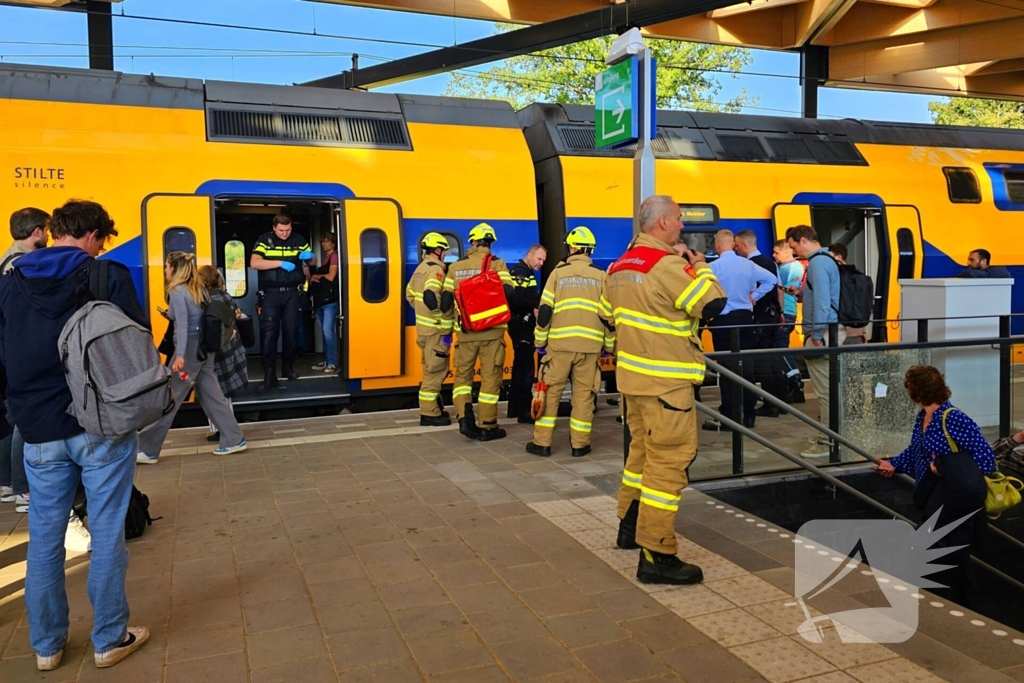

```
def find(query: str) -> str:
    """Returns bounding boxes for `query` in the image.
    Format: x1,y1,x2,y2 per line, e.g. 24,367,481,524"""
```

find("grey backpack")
58,263,174,437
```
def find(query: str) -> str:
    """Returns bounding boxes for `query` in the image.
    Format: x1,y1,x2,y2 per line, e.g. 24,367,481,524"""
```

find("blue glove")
299,250,315,261
441,335,452,347
601,350,611,358
279,261,296,273
537,348,546,357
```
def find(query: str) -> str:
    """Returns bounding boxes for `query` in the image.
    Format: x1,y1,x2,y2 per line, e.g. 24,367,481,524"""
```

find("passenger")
407,232,454,427
137,252,247,465
734,229,787,415
309,233,340,373
786,225,839,457
442,223,514,441
607,195,726,585
0,199,150,670
876,365,993,607
957,249,1012,279
526,227,613,458
991,430,1024,473
198,266,249,442
828,243,869,345
250,214,314,389
773,239,805,403
508,243,546,424
703,229,777,432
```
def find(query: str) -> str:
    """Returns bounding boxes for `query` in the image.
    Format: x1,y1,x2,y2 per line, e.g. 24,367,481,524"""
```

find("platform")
1,407,1023,683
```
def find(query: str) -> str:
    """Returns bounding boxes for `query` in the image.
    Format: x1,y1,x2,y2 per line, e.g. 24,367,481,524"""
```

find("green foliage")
444,24,755,112
928,97,1024,129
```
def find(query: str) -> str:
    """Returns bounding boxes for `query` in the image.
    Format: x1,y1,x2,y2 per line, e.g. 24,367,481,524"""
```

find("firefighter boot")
617,500,639,550
478,427,506,442
420,414,452,427
571,446,592,458
525,442,551,457
262,367,278,391
637,548,704,586
459,404,481,440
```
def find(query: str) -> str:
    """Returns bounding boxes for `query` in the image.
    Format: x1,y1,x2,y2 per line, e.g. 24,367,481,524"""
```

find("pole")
86,1,114,71
633,46,655,235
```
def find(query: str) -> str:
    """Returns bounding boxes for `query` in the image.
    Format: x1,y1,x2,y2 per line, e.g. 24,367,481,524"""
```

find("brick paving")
1,405,1022,682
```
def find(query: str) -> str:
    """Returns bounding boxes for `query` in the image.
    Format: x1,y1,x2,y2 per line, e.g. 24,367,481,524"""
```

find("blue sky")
0,0,939,122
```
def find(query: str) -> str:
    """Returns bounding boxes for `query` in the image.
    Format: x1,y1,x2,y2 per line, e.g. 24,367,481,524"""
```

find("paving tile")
244,597,317,633
448,582,522,614
247,623,329,669
686,608,783,648
493,635,580,679
432,559,499,589
744,599,824,636
660,642,762,683
364,558,434,586
574,638,671,683
77,647,166,683
846,657,950,683
170,596,242,631
469,605,551,645
250,656,339,683
403,526,463,549
328,626,411,671
430,664,511,682
656,585,736,618
309,577,379,608
240,575,310,607
355,540,417,565
621,614,710,653
167,622,246,662
336,657,424,683
416,542,480,568
302,556,366,584
590,588,667,621
378,579,449,611
319,599,393,635
165,651,250,683
729,636,836,683
546,609,630,649
705,574,792,607
519,584,596,618
788,674,857,683
498,562,569,592
791,628,898,669
406,630,494,675
393,602,471,640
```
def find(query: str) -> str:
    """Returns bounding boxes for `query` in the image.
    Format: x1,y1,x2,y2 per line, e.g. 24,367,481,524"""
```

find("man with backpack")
829,243,874,345
0,200,150,671
441,223,515,442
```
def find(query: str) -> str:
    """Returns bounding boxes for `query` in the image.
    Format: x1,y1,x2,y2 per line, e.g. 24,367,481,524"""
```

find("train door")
142,194,214,354
882,205,924,342
338,198,404,379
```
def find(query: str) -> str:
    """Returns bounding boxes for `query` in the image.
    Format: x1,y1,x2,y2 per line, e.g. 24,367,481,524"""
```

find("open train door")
339,198,404,379
142,194,214,358
771,202,812,240
882,205,924,342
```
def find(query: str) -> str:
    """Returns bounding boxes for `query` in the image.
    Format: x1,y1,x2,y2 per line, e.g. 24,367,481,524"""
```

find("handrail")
704,332,1024,362
692,312,1024,332
695,401,1024,594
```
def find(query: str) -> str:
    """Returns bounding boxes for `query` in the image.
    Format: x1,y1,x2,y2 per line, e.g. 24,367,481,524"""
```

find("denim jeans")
316,302,339,367
0,426,28,495
24,431,136,656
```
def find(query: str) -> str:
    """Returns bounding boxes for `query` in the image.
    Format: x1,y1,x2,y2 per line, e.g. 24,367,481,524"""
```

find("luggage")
200,297,236,357
808,252,874,328
454,254,511,332
74,483,159,540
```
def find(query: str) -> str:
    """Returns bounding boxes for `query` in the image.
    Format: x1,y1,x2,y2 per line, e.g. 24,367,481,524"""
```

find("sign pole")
633,45,654,235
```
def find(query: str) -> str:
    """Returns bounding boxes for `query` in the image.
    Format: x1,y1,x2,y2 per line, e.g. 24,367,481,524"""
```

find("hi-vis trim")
536,416,557,428
418,390,438,401
599,296,613,317
479,392,500,405
613,309,696,338
675,275,714,313
406,286,423,301
617,351,704,380
549,326,604,342
499,271,514,285
622,468,642,489
535,328,550,343
542,290,555,305
569,418,592,433
416,314,445,329
640,485,681,511
554,298,600,314
453,385,473,397
423,279,443,291
468,304,509,322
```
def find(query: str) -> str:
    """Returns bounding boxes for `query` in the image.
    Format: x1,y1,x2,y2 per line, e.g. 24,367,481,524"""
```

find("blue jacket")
957,265,1012,279
0,247,148,444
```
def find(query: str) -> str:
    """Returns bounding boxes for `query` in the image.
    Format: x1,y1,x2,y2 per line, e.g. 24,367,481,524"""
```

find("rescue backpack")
809,252,875,329
58,260,175,438
454,253,511,332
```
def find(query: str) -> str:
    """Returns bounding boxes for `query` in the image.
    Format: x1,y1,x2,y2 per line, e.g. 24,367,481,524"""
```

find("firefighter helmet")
565,226,597,250
468,223,498,243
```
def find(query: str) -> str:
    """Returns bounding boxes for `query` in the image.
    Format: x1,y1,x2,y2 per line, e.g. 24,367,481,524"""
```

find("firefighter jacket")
442,246,513,342
406,255,452,336
508,260,540,344
603,233,727,396
535,253,615,355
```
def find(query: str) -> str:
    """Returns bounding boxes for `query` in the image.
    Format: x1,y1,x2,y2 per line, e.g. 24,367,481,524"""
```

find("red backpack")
455,254,511,332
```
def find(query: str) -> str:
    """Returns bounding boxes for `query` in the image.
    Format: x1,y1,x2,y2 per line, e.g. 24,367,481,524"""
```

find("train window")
896,228,915,280
163,228,195,259
224,240,246,297
360,229,388,303
1005,171,1024,204
943,167,981,204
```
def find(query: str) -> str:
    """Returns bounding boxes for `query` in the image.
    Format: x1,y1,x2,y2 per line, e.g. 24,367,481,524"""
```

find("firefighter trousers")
417,333,450,417
617,387,698,555
533,351,601,449
453,337,506,428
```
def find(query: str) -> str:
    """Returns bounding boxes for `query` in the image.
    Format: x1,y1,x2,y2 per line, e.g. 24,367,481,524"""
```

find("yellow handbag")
941,409,1024,519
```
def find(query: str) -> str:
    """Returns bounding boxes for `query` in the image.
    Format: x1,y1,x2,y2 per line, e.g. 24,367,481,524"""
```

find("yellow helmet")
468,223,498,243
420,232,449,251
565,226,597,250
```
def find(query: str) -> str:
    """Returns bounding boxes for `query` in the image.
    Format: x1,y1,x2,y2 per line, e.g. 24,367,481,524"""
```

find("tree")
928,97,1024,129
444,24,755,112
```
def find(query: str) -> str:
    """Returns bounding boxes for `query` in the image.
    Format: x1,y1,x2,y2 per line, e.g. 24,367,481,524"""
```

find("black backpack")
73,484,159,540
200,297,236,358
809,253,875,328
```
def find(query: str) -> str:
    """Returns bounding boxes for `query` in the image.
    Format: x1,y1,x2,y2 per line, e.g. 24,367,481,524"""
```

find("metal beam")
303,0,743,90
86,0,113,71
801,44,828,118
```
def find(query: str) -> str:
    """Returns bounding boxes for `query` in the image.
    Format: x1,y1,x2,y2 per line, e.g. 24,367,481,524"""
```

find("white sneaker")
136,452,159,465
1,485,12,502
801,437,832,459
94,627,149,668
14,493,29,513
36,635,68,671
65,513,91,553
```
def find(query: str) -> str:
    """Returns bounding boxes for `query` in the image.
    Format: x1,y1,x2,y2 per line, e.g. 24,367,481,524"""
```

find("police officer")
406,232,454,427
441,223,514,441
250,214,313,389
527,228,613,458
507,244,546,423
605,196,726,585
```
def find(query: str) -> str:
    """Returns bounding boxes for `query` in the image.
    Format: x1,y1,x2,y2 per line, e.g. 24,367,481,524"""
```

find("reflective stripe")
443,275,455,291
258,249,303,257
416,315,445,329
424,279,442,291
418,390,438,401
499,271,513,285
674,275,714,313
613,308,695,338
569,418,592,433
479,392,500,405
526,277,537,287
453,386,472,397
621,468,642,489
640,485,681,511
541,290,555,305
409,292,424,302
439,320,454,333
549,326,604,343
535,329,550,342
599,295,613,317
536,416,556,428
617,351,705,381
468,304,509,322
554,298,599,314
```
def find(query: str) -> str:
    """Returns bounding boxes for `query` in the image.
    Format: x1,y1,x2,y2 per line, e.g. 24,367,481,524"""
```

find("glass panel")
942,167,981,204
360,229,388,303
163,227,195,259
224,240,246,297
895,228,915,280
1005,171,1024,204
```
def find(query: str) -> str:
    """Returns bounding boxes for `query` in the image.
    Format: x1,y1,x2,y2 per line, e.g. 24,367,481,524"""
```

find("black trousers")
753,324,789,402
508,339,536,418
709,310,757,420
260,288,300,369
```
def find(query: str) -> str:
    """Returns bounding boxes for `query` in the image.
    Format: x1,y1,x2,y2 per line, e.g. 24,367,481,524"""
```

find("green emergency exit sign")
595,57,638,149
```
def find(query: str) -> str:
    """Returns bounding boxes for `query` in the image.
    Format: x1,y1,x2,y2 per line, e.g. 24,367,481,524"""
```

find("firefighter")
507,244,547,423
441,223,515,441
604,195,727,585
406,232,454,427
526,227,613,458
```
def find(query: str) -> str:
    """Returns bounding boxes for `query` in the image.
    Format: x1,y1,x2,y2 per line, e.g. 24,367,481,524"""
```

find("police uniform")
442,224,513,440
528,228,614,457
604,232,726,583
253,230,311,381
406,233,454,425
507,259,541,420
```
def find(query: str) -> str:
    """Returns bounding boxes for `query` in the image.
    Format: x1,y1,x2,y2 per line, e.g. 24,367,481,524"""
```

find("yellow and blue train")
2,64,1022,410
